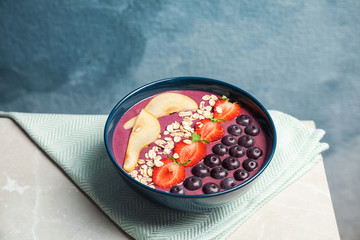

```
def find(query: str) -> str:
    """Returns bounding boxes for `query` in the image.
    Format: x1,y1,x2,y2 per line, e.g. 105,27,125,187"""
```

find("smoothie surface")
112,90,268,195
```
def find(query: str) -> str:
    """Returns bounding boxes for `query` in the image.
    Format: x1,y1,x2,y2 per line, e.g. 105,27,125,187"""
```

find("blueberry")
228,145,246,157
220,177,237,189
202,182,221,194
222,157,240,170
212,143,228,156
221,135,237,146
227,125,242,136
242,159,258,171
183,176,202,190
238,135,255,148
170,185,186,195
236,115,252,126
210,166,228,179
204,154,222,168
244,125,260,136
246,147,263,159
234,169,250,181
191,164,210,178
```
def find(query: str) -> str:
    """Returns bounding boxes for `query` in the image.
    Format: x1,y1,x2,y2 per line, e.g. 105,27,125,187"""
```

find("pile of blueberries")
170,115,264,195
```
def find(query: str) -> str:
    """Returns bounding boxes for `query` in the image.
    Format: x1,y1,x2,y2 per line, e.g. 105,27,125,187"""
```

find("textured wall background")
1,0,359,239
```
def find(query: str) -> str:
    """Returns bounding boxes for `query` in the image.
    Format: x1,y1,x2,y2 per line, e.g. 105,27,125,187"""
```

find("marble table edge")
0,118,339,240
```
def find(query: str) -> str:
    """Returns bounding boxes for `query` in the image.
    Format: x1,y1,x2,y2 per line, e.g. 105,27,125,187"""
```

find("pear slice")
124,92,198,129
124,109,161,171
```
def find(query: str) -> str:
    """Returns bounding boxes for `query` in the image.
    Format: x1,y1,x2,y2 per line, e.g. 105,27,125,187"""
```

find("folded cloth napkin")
0,110,328,240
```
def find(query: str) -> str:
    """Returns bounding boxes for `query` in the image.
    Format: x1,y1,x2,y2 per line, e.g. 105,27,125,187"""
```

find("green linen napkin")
0,110,328,240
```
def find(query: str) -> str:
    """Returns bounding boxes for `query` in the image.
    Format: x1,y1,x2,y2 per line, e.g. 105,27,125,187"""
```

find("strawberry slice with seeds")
173,133,207,167
153,156,187,188
213,97,241,121
195,118,225,142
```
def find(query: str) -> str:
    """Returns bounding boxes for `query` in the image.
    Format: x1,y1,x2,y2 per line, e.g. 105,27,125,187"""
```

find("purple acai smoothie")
112,90,268,195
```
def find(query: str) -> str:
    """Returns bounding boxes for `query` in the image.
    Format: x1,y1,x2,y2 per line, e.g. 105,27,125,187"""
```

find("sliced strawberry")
173,133,207,167
213,97,241,121
153,157,186,188
195,118,225,142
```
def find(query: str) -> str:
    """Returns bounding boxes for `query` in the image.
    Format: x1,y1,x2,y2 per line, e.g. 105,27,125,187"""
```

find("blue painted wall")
1,1,359,238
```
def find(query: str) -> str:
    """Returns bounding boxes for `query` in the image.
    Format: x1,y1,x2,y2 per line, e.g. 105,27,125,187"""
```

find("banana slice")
123,92,198,129
123,109,161,171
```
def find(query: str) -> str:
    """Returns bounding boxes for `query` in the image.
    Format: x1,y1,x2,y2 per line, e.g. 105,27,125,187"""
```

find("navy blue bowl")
104,77,276,211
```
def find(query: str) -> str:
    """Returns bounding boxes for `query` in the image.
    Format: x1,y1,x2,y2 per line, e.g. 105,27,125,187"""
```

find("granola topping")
127,93,222,187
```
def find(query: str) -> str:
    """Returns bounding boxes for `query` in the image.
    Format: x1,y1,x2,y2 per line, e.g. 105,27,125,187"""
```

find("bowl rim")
104,76,277,199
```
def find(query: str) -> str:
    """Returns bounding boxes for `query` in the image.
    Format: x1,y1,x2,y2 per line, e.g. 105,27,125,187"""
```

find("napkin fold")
0,110,328,240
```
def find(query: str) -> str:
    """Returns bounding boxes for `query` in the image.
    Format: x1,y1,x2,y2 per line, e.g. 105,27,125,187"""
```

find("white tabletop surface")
0,118,340,240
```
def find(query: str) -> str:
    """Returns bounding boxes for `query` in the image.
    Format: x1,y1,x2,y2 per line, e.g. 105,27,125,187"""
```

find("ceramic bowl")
104,77,276,211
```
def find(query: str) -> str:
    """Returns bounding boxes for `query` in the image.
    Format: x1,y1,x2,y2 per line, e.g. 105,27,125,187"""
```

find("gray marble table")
0,118,340,239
